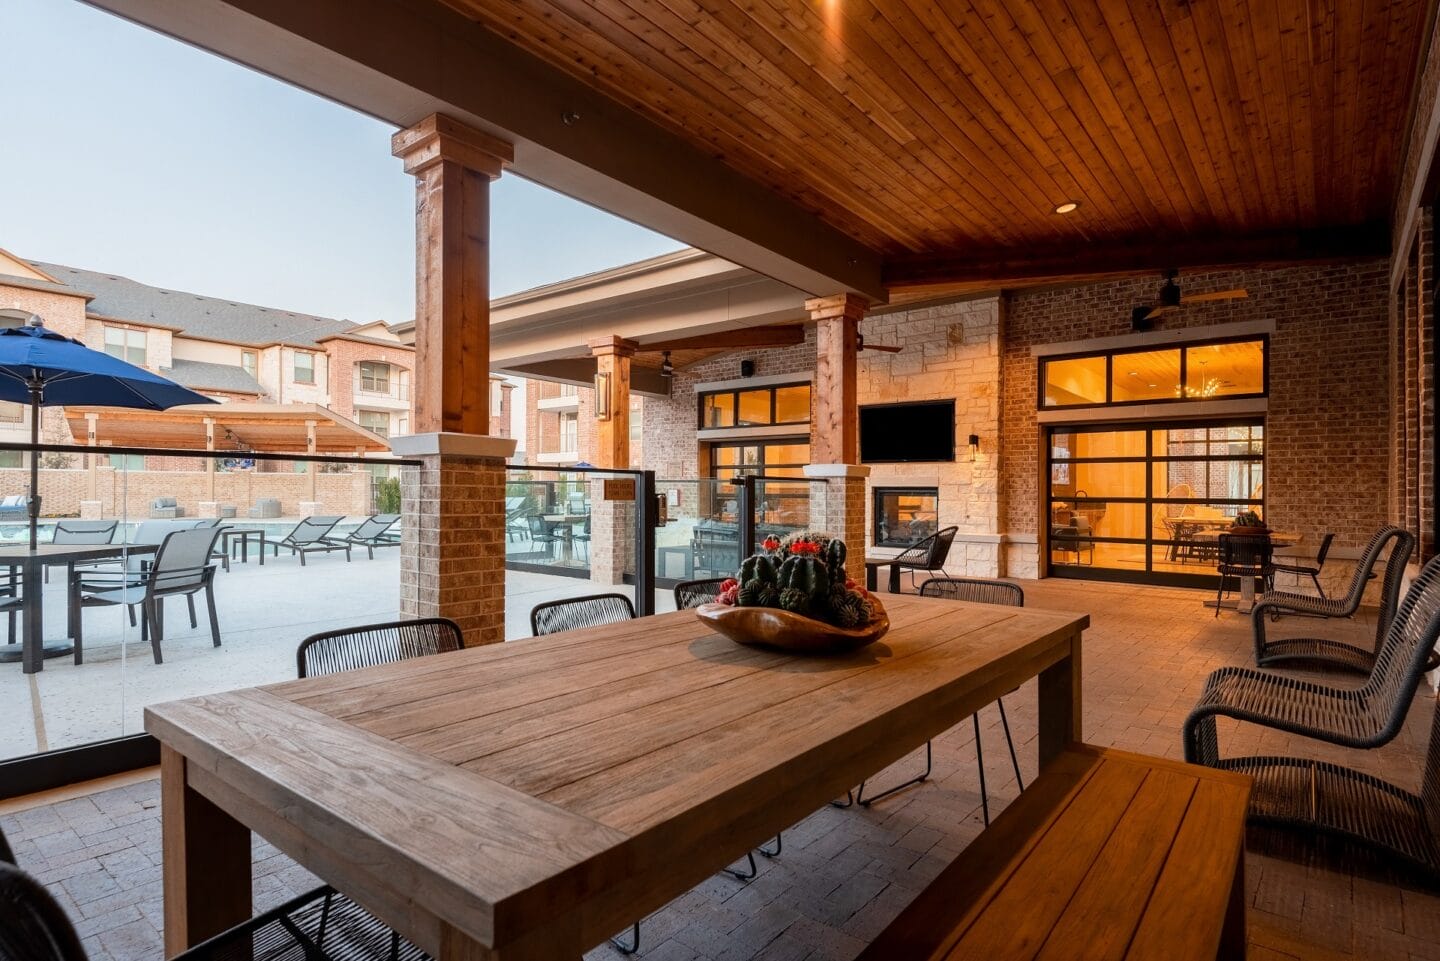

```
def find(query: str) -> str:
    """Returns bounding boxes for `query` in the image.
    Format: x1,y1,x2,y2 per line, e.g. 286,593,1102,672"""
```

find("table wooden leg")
1219,847,1247,960
1037,630,1083,768
439,920,582,961
161,745,251,957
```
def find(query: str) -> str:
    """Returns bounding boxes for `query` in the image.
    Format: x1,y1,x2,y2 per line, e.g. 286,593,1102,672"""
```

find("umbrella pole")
28,382,41,552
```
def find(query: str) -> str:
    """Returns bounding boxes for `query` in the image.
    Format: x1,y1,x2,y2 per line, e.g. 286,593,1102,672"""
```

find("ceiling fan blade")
1180,289,1248,304
859,343,903,353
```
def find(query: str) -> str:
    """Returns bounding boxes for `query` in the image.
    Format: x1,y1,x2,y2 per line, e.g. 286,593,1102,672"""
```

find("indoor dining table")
0,542,159,673
147,593,1088,960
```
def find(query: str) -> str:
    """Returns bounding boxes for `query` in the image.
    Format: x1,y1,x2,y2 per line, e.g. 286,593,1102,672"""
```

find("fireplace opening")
873,487,939,547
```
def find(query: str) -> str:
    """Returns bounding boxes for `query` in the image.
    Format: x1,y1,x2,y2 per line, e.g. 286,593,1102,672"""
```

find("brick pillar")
805,294,870,577
391,115,516,645
805,465,870,584
587,479,635,587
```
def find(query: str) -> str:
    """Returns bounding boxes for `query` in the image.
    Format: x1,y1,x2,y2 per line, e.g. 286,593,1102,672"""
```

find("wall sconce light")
594,371,611,420
968,433,980,461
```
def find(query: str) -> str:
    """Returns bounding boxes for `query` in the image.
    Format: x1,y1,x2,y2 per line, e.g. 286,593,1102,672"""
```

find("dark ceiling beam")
84,0,886,301
634,325,805,353
884,224,1392,294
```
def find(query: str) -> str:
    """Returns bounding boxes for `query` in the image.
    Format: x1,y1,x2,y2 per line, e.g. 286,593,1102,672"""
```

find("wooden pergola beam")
635,325,805,353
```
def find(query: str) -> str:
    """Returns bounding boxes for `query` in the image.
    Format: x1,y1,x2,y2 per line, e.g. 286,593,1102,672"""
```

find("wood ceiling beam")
498,358,673,399
82,0,885,301
883,224,1392,293
634,325,805,353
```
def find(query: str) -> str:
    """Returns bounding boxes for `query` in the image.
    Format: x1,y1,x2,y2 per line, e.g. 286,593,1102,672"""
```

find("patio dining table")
0,542,159,674
147,593,1087,960
1195,530,1303,613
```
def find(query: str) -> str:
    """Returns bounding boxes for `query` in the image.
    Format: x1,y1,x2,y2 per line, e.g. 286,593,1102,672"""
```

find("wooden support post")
392,114,513,435
806,294,868,465
589,337,637,470
85,412,98,502
204,417,216,503
306,420,318,503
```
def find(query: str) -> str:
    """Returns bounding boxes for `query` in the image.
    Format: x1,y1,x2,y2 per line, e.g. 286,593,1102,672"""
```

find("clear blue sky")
0,0,683,323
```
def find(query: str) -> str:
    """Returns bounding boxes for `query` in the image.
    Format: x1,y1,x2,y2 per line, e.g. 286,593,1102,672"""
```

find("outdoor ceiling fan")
856,332,901,353
1130,270,1247,331
634,323,903,373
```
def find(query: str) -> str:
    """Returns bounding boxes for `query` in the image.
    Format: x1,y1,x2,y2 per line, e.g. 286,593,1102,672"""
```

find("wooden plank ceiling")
440,0,1430,290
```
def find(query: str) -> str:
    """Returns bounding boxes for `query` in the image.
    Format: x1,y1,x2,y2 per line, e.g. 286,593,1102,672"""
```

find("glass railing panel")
754,477,810,550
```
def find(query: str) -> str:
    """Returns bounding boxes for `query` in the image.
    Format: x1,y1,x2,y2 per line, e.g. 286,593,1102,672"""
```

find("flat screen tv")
859,400,956,463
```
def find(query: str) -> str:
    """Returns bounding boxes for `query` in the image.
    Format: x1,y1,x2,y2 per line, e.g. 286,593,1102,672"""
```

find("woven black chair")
529,593,636,636
1253,526,1420,675
297,617,465,678
0,825,426,961
674,577,729,610
1270,532,1336,599
1214,532,1274,617
834,577,1026,825
891,526,958,592
1185,553,1440,769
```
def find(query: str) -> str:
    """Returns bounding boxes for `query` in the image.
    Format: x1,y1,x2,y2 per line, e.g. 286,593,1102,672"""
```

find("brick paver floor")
3,578,1437,960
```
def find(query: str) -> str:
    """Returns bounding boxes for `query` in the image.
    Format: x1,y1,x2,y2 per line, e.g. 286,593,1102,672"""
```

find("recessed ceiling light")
1128,371,1139,376
1053,201,1080,214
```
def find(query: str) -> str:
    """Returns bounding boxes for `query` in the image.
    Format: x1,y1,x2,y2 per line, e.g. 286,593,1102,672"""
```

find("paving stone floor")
2,578,1438,960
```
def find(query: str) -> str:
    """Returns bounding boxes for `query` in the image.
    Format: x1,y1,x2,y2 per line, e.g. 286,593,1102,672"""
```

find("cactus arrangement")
1230,510,1267,530
715,531,877,629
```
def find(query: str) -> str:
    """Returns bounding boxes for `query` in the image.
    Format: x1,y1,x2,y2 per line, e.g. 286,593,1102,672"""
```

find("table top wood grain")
147,593,1088,959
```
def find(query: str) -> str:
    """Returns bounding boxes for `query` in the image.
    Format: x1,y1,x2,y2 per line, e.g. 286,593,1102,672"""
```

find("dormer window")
104,326,146,366
293,350,315,385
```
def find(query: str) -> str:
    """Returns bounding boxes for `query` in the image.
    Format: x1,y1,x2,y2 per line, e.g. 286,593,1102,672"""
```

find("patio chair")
1184,553,1440,769
149,496,185,519
505,501,530,542
835,577,1025,824
273,516,350,565
889,525,959,591
1,567,18,647
1213,532,1274,617
297,617,464,677
1253,526,1418,674
325,514,401,560
43,520,118,584
1219,689,1440,879
572,513,591,561
0,825,426,961
71,526,226,665
0,495,26,520
1050,517,1094,566
1270,531,1336,598
674,577,728,609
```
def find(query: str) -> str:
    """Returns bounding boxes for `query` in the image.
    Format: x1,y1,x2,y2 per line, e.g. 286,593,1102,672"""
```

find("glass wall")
1047,420,1264,584
1042,337,1267,409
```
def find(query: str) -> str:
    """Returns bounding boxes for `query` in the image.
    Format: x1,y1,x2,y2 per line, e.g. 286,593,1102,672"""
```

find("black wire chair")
529,593,636,636
1269,532,1336,599
673,577,729,610
1214,532,1274,618
297,618,465,678
1185,553,1440,770
889,526,959,592
0,823,426,961
1252,526,1423,675
834,577,1026,825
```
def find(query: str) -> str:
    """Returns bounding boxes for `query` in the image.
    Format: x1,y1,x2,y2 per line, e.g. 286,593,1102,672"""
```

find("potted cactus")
697,531,888,653
1228,510,1270,535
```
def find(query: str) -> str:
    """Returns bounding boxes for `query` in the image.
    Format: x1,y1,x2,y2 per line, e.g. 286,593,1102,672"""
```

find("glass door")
1047,419,1264,585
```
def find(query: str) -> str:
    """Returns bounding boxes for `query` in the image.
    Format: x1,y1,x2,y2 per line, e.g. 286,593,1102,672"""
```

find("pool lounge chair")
325,514,401,559
273,516,350,565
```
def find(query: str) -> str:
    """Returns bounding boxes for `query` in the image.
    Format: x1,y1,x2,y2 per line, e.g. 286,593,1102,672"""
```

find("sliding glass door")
1047,419,1264,585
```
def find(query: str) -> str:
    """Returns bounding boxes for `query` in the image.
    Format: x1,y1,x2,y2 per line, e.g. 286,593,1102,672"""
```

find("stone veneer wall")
1001,260,1392,585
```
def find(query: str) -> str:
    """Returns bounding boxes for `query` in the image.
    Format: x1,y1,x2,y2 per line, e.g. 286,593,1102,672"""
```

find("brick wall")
1391,209,1436,561
1002,260,1392,579
323,338,415,432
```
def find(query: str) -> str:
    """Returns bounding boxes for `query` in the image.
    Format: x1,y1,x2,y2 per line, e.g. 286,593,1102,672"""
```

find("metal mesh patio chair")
529,593,636,635
1252,526,1421,674
0,853,426,961
43,520,118,584
274,516,350,565
1217,691,1440,879
297,617,465,678
834,577,1025,824
894,526,958,591
72,527,225,665
674,577,729,609
1270,532,1336,598
1213,532,1274,617
324,514,401,560
1184,553,1440,769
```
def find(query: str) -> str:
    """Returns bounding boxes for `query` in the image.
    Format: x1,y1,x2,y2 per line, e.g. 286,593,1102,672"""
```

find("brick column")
805,464,869,583
805,294,870,578
392,114,515,645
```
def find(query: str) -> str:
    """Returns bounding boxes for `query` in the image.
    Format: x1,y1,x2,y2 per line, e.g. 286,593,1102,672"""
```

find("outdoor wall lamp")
594,371,611,420
968,433,980,461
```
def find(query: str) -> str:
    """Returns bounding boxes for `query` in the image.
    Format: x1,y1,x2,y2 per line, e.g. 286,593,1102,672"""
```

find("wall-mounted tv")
859,400,956,463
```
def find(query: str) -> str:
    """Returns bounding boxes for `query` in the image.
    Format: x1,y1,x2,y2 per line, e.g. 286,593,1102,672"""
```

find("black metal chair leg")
206,585,222,648
974,713,990,827
186,593,198,629
723,850,758,881
830,788,856,808
857,740,932,807
759,834,782,858
997,698,1023,790
610,922,640,955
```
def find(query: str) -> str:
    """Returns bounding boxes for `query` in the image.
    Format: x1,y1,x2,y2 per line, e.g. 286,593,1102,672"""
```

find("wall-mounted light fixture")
660,351,674,378
594,371,611,420
968,433,980,461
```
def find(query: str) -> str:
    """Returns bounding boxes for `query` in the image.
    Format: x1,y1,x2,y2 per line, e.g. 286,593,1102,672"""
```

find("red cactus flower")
762,536,780,551
720,578,739,592
718,586,739,605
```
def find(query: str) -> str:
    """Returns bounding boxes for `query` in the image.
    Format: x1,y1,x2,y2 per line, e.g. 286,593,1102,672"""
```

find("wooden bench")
857,744,1251,961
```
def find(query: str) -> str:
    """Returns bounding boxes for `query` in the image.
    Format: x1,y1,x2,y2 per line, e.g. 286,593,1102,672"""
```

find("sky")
0,0,684,323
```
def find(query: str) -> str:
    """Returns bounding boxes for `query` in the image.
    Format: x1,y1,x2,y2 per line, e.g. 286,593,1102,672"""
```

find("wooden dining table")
146,593,1088,960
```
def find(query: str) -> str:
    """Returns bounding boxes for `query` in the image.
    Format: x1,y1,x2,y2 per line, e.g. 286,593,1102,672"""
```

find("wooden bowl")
694,596,889,654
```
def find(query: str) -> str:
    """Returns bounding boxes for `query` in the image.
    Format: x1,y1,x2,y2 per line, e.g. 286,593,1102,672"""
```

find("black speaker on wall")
740,359,755,377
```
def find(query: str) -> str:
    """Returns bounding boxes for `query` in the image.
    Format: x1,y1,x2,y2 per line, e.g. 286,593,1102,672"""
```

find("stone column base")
393,432,517,646
804,464,870,584
79,500,103,520
198,501,220,518
299,500,322,516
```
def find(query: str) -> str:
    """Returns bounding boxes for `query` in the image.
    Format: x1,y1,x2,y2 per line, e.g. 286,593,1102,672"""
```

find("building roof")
30,262,359,348
165,359,264,396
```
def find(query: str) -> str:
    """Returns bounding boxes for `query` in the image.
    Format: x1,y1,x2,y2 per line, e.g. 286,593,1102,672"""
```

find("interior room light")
1053,201,1080,214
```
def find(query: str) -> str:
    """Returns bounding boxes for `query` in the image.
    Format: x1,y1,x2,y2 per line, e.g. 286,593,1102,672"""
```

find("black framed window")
698,383,811,429
709,440,810,481
1041,336,1267,409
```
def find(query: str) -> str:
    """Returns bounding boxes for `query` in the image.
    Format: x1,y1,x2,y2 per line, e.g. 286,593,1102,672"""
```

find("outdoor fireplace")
872,487,939,547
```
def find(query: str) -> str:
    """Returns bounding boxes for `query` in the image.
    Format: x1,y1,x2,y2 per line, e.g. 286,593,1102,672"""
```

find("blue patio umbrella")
0,317,216,550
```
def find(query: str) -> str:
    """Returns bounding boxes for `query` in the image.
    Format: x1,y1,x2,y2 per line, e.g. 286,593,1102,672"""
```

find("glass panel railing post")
633,470,656,616
737,475,757,558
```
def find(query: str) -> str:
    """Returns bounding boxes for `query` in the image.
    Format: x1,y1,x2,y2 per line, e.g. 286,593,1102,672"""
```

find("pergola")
85,0,1438,659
